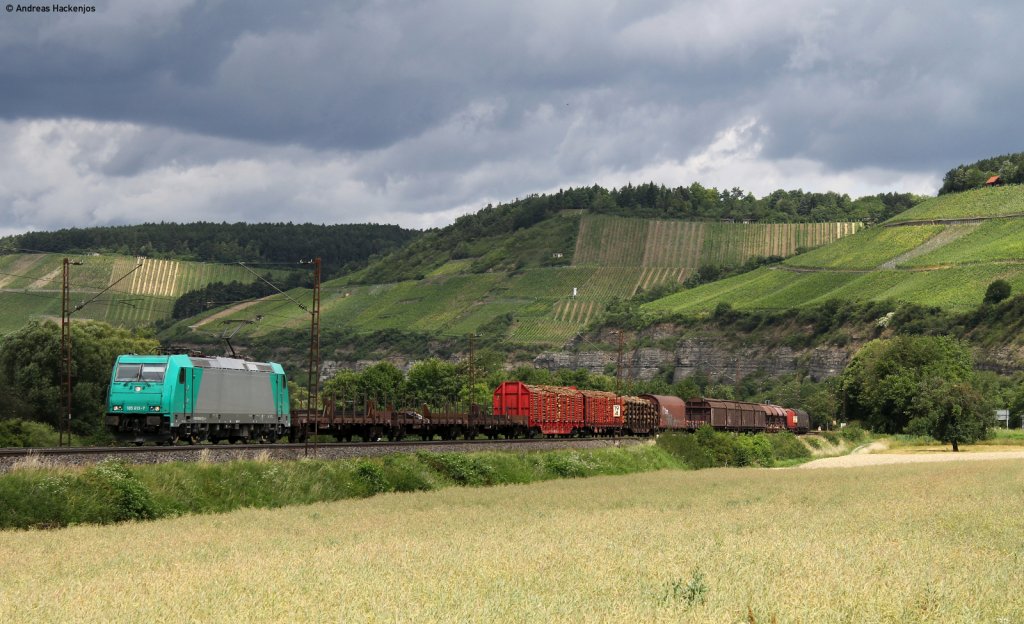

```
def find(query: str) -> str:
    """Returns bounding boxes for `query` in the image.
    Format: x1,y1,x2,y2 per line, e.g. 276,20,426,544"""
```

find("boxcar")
761,404,788,431
785,408,811,433
106,354,289,444
685,398,766,431
639,394,688,429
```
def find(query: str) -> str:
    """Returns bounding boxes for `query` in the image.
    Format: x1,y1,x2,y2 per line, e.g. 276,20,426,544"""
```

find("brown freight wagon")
685,398,766,431
639,394,688,430
761,404,788,431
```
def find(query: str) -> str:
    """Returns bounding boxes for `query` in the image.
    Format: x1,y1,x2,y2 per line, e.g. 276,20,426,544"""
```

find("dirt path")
878,223,978,269
189,300,261,329
800,439,1024,469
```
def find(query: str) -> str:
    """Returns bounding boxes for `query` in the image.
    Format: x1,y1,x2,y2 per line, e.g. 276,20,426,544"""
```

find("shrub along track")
0,437,646,473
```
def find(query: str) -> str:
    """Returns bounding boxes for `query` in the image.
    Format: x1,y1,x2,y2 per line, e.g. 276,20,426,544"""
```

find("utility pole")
615,330,624,393
468,333,476,412
306,257,321,456
60,258,80,447
236,259,321,452
61,258,142,447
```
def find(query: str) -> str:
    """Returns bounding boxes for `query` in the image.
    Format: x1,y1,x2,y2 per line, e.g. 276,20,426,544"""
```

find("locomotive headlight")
112,405,123,411
149,405,162,412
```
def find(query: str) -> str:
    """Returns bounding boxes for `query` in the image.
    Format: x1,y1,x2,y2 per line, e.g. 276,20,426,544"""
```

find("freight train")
105,356,809,444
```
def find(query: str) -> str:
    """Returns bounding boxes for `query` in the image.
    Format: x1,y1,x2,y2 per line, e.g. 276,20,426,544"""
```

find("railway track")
0,437,647,472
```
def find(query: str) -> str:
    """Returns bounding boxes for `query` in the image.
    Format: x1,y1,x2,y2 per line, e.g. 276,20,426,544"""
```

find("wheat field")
1,460,1022,623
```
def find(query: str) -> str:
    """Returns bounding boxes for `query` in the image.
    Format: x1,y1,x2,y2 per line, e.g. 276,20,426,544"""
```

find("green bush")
543,452,594,478
658,428,810,469
656,433,715,469
839,423,867,443
768,431,812,460
0,419,61,448
353,460,390,495
417,452,496,486
85,460,160,522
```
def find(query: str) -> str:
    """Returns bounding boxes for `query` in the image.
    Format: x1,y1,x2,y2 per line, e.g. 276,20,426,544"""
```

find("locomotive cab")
106,355,177,444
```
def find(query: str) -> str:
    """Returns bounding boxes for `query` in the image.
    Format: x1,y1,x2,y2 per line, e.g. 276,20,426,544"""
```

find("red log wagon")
492,381,584,436
579,389,624,435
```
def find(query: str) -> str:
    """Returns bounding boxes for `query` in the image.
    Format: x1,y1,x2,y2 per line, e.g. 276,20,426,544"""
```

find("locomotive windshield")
141,364,166,382
114,364,141,381
114,363,166,382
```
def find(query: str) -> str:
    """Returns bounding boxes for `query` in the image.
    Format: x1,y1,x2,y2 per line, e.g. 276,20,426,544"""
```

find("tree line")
3,222,420,279
940,151,1024,194
359,184,921,284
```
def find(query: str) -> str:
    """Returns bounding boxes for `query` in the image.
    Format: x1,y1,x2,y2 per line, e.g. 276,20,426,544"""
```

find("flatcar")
106,354,289,445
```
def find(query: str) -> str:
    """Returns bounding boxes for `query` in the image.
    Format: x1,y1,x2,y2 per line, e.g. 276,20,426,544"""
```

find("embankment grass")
0,432,822,531
1,459,1021,623
0,446,681,530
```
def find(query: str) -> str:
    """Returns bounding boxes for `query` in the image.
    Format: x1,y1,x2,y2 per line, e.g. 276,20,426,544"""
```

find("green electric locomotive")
106,354,290,445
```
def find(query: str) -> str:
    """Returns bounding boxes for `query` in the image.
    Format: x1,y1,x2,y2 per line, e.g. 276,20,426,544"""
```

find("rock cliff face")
323,338,1024,384
975,346,1024,375
534,341,854,383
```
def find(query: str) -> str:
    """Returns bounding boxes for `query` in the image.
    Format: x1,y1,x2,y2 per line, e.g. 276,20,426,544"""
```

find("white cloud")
6,1,1023,235
595,117,939,198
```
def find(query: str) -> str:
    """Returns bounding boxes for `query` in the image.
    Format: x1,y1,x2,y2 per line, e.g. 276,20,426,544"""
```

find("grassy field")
887,185,1024,223
1,459,1021,622
901,218,1024,267
0,253,294,329
784,225,945,270
645,264,1024,315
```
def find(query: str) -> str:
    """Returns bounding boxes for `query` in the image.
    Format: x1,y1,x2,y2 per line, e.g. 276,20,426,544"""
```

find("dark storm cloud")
1,0,1021,232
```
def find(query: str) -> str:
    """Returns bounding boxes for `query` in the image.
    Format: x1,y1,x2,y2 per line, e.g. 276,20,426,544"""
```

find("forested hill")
2,222,420,278
580,183,919,223
940,151,1024,194
358,184,920,284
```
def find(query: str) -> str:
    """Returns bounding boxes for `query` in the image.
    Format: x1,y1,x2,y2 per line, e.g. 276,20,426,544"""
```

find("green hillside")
887,185,1024,223
0,253,292,333
645,186,1024,316
181,214,861,346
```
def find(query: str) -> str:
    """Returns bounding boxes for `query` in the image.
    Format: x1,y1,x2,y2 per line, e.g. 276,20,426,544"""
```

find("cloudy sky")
2,0,1022,235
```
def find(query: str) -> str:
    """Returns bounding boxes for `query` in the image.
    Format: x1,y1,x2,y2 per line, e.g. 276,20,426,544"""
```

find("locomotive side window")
179,369,186,384
114,364,142,381
140,364,167,382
